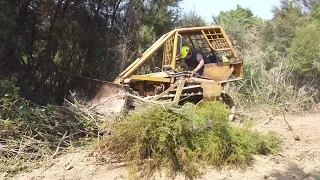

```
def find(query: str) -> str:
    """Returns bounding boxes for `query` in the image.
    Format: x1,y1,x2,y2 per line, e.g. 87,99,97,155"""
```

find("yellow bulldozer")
71,26,243,120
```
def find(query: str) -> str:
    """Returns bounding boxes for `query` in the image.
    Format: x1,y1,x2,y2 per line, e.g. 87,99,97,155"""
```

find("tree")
142,0,182,36
286,21,320,80
177,9,207,28
262,0,311,52
215,4,259,27
213,5,261,50
0,0,181,105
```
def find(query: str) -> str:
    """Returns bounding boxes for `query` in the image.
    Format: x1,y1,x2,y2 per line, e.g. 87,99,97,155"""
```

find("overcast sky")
180,0,281,22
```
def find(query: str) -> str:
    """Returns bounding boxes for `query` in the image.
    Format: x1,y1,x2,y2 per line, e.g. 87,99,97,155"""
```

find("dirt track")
12,112,320,180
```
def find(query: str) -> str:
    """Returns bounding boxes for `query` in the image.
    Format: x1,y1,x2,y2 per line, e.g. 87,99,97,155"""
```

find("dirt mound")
11,113,320,180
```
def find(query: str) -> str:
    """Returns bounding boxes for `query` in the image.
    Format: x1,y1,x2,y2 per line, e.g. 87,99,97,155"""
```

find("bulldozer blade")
69,76,132,114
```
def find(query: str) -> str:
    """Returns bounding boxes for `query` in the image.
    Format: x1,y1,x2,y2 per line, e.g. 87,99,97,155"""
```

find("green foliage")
139,0,182,36
0,80,20,101
286,21,320,78
263,0,311,51
215,5,259,27
214,4,262,49
139,25,156,51
97,101,281,179
311,7,320,20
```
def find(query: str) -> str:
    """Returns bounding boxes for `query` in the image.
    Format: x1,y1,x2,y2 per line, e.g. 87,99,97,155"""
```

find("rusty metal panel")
71,76,130,114
201,82,222,100
231,63,244,78
203,62,231,81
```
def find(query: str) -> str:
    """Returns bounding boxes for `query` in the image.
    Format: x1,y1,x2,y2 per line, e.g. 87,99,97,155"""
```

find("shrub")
96,101,281,179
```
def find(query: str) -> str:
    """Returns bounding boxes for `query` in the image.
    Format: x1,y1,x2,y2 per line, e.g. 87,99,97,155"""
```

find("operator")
180,46,212,76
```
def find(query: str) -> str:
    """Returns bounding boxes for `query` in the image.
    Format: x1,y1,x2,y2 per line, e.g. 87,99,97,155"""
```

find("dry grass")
0,80,101,176
226,24,318,115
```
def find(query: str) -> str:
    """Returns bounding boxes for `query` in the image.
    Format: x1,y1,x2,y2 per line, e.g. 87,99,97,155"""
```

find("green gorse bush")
97,101,281,179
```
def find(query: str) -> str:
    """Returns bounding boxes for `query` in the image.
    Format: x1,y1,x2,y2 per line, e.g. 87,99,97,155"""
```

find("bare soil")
11,112,320,180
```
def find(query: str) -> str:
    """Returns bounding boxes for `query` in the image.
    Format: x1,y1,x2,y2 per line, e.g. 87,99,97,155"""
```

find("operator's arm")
193,54,204,73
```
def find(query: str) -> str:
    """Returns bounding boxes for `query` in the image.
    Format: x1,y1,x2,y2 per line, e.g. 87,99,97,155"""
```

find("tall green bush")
286,21,320,79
